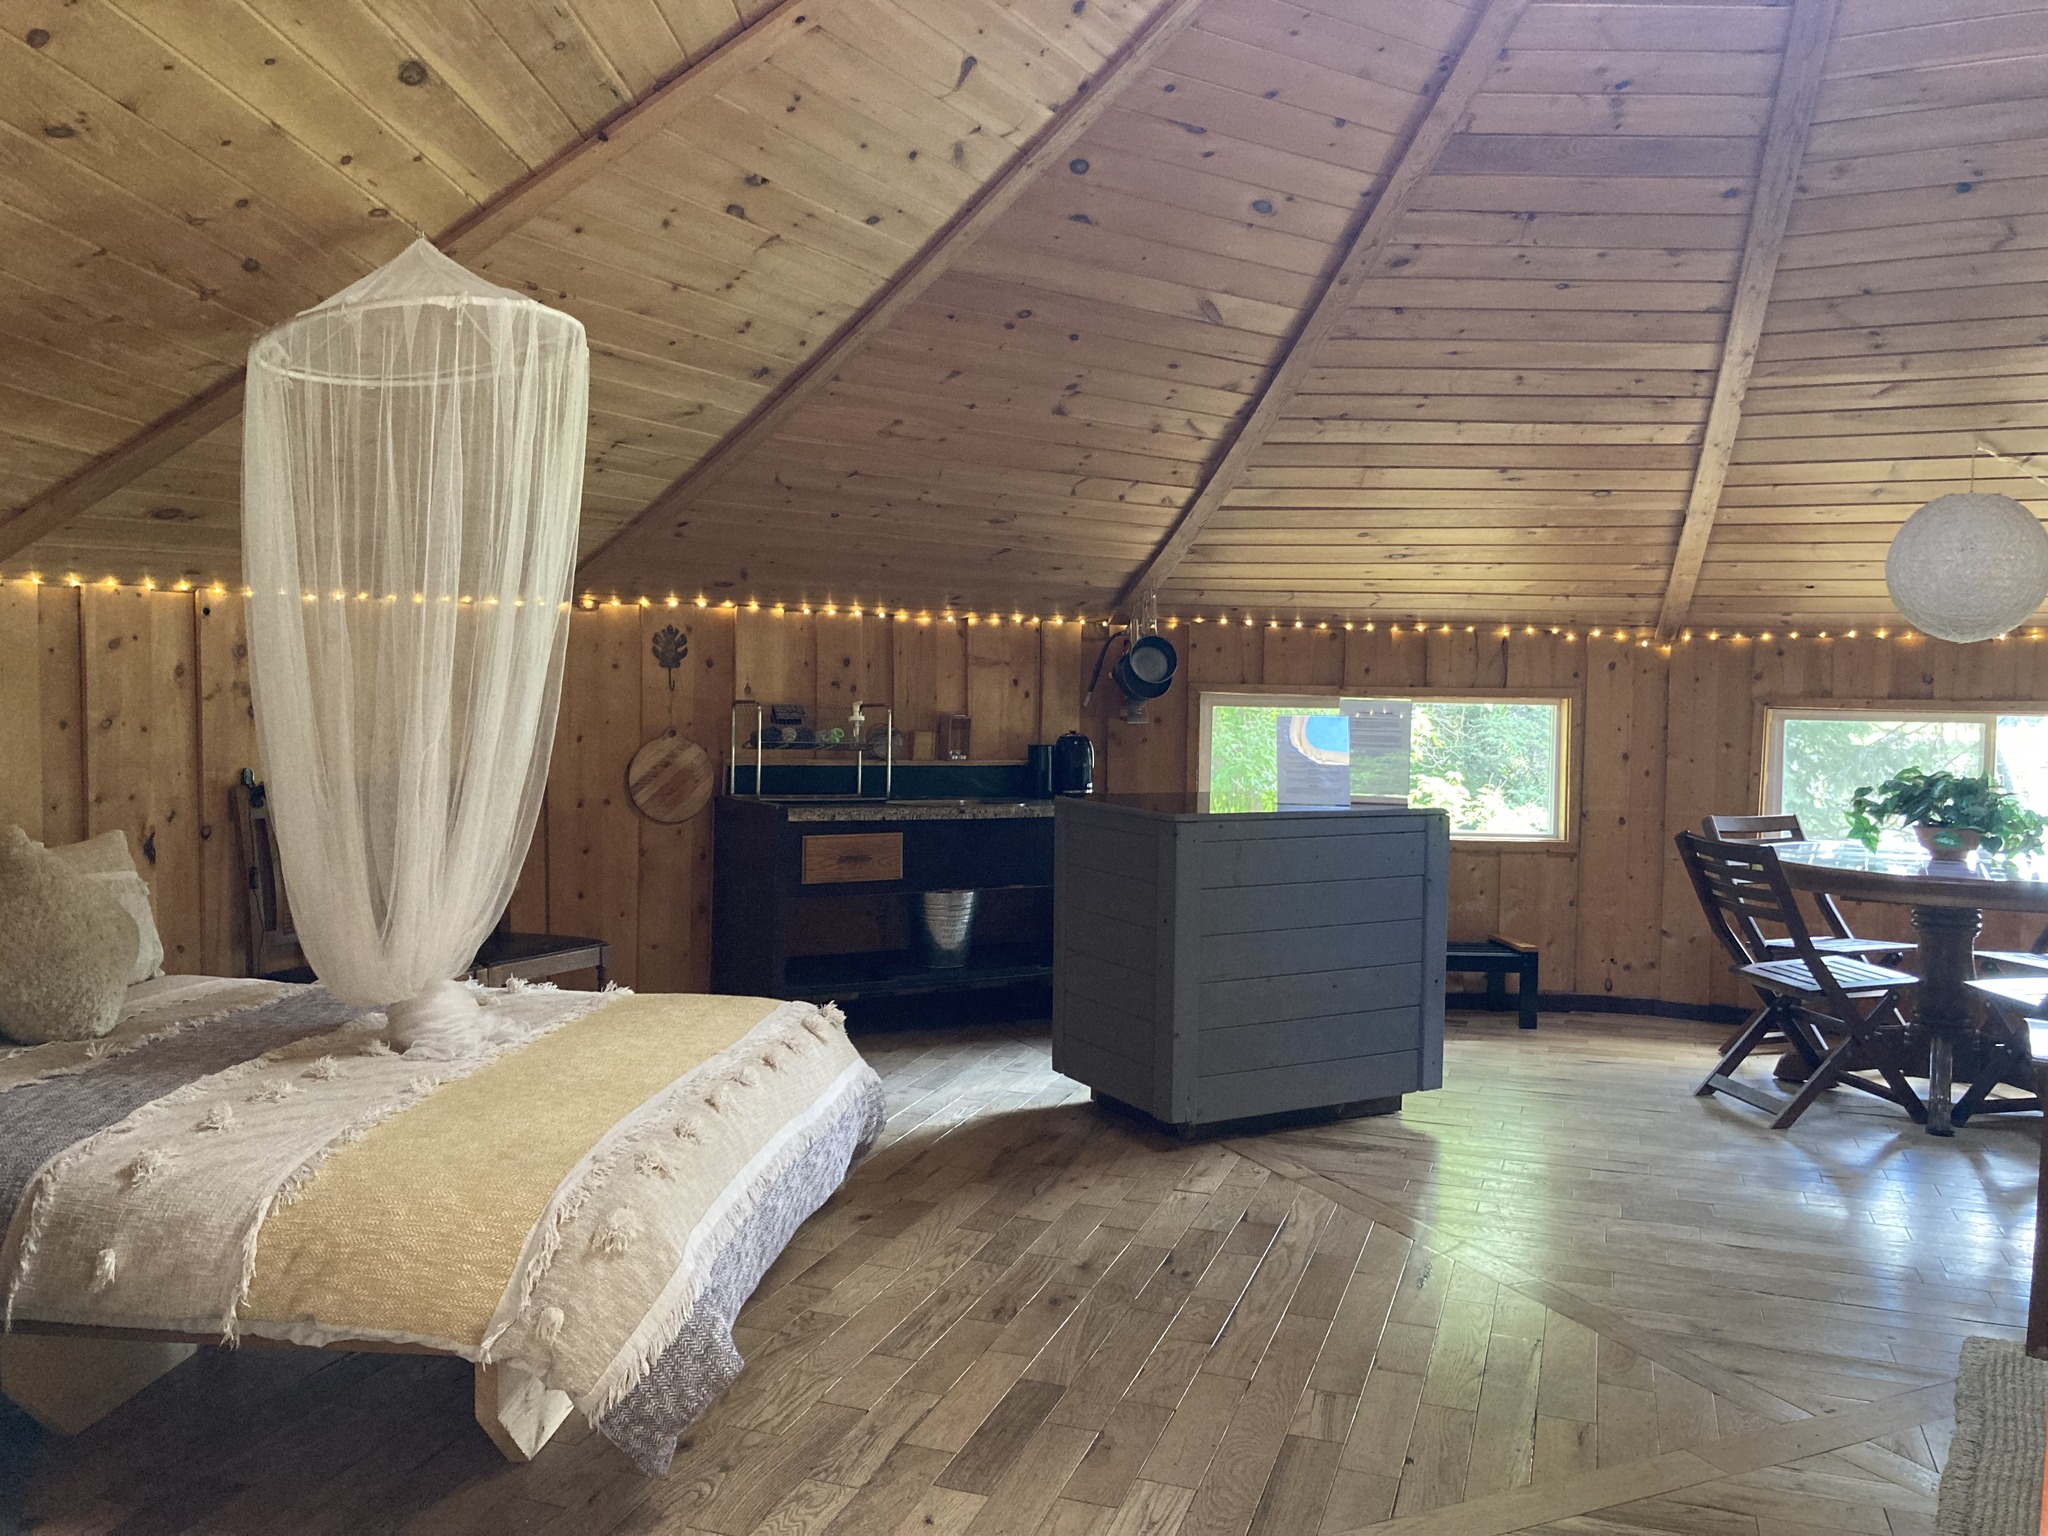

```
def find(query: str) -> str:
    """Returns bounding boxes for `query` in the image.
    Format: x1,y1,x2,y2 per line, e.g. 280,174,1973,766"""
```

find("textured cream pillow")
0,826,138,1044
45,830,164,983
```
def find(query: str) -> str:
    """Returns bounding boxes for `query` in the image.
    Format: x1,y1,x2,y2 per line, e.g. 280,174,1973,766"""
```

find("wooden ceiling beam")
574,0,1211,592
1112,0,1533,618
0,0,842,566
1654,0,1843,638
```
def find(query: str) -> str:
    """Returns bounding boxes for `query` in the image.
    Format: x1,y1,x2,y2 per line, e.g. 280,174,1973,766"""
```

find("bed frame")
1,1319,570,1461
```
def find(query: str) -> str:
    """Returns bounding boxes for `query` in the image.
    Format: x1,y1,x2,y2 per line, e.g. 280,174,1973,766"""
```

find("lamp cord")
1976,441,2048,492
1082,627,1126,709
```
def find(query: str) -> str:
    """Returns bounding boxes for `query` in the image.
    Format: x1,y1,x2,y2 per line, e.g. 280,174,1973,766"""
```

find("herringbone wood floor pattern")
3,1014,2029,1534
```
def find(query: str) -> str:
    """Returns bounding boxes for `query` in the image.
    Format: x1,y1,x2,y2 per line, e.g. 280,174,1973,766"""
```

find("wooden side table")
1445,935,1540,1030
468,930,611,990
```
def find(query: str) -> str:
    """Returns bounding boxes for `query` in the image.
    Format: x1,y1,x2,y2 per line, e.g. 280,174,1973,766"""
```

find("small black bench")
1446,935,1539,1030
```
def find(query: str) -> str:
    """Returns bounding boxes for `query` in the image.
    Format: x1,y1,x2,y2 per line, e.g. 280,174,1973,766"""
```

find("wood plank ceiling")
0,0,1167,580
1162,0,1787,626
1692,0,2048,628
5,0,2048,631
582,0,1499,615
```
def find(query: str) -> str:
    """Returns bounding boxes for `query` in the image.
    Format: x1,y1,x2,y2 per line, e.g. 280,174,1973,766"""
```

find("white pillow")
0,827,136,1044
44,830,165,984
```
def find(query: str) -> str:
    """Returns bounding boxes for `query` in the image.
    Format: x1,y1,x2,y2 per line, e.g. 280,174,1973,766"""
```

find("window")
1764,708,2048,843
1198,691,1570,840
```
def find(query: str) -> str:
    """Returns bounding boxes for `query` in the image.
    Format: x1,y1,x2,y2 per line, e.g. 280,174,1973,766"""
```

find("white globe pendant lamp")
1884,491,2048,643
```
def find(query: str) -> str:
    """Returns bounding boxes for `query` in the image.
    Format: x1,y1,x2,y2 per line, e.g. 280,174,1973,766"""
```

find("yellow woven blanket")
242,992,796,1350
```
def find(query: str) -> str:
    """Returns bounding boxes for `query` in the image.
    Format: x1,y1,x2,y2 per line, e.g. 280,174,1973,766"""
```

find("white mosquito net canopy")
242,239,589,1054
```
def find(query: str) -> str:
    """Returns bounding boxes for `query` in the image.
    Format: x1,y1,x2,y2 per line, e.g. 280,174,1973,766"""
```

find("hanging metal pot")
1112,633,1179,700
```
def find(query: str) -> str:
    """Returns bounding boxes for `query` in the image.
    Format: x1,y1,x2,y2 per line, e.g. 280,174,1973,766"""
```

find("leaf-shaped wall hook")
651,625,689,690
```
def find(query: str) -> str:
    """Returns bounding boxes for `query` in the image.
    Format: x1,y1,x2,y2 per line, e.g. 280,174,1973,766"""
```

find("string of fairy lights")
9,572,2048,648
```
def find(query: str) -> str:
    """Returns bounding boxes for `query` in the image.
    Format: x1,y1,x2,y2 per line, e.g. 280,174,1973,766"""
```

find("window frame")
1760,700,2048,827
1191,685,1577,848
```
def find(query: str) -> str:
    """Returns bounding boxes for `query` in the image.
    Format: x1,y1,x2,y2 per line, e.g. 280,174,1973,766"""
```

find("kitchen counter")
1077,793,1412,819
712,794,1055,1005
777,798,1055,823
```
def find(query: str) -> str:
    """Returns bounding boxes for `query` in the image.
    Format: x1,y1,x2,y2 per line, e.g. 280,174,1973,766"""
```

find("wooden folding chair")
1978,922,2048,979
1676,831,1926,1129
1957,976,2048,1125
1701,814,1913,963
230,770,310,981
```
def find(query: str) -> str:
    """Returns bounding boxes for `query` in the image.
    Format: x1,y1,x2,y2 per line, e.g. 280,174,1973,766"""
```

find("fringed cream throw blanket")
0,981,884,1473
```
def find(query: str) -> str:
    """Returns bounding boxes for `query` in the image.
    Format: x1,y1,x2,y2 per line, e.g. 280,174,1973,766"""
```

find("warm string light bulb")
12,578,1953,655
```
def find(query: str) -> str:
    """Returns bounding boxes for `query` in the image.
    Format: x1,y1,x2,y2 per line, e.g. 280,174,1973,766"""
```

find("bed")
0,974,884,1473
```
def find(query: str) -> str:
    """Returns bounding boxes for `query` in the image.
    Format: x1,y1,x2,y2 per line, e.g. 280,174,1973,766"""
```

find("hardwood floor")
4,1013,2029,1535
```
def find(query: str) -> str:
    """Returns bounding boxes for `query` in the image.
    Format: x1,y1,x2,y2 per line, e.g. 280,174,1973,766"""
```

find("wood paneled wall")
523,601,1086,991
9,579,2043,1014
1091,620,2048,1013
0,584,1083,996
2,581,257,978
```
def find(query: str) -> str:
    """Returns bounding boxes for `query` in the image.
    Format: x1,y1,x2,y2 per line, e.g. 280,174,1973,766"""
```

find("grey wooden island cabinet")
1053,795,1449,1134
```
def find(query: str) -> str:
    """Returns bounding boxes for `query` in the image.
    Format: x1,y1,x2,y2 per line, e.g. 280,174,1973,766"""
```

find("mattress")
0,977,883,1472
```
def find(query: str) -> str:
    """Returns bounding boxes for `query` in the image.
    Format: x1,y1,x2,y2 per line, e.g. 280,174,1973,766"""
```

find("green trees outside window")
1768,709,2048,844
1204,696,1565,838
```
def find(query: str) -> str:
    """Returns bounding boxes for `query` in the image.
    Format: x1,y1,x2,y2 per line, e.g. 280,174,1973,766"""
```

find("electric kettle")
1050,731,1094,795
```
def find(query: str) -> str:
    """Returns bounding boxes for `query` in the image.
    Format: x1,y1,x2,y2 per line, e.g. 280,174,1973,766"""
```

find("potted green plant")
1847,768,2047,862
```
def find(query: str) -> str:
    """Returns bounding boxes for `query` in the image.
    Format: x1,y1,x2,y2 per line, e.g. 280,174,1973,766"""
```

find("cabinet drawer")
802,832,904,884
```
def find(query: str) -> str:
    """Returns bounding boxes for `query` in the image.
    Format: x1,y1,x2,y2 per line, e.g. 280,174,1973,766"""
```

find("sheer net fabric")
242,241,589,1053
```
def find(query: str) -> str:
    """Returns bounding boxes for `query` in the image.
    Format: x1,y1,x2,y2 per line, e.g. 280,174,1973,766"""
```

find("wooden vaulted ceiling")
0,0,1170,576
5,0,2048,632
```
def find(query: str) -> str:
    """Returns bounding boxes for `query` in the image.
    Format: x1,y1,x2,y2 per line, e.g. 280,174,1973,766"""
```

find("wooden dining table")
1776,839,2048,1135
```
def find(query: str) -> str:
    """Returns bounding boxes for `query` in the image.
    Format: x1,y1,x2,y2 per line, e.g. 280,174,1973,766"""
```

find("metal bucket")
916,890,978,969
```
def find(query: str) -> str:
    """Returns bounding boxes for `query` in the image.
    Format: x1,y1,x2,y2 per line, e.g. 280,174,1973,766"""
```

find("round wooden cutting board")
627,731,714,822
